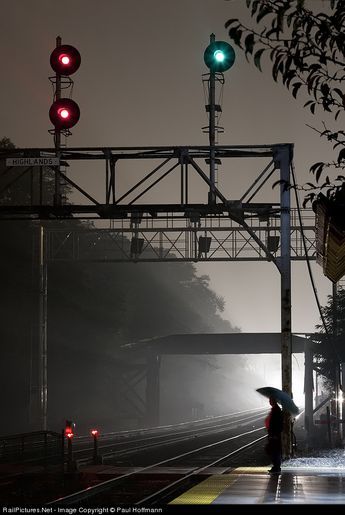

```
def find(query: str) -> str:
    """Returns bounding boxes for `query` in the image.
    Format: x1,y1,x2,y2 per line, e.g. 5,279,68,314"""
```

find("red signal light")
50,44,81,76
49,98,80,130
59,54,70,65
91,429,99,437
58,108,69,119
64,419,75,439
65,427,74,438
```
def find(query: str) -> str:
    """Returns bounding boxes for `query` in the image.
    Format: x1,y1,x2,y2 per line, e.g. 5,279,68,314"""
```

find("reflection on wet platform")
170,466,345,504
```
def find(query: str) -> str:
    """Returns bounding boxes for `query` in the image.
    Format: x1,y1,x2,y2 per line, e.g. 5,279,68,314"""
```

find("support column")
276,144,293,457
30,224,48,430
208,33,216,205
304,341,314,444
39,225,48,430
332,282,341,441
146,353,160,427
341,363,345,443
54,35,62,207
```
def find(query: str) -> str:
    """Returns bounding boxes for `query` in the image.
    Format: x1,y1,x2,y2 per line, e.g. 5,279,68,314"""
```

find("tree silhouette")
225,0,345,204
314,288,345,388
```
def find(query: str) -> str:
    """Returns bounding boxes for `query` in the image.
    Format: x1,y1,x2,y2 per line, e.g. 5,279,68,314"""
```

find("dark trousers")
267,436,282,469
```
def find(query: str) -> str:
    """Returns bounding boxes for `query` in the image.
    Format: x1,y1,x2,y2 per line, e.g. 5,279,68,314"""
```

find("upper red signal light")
50,44,81,76
59,54,70,65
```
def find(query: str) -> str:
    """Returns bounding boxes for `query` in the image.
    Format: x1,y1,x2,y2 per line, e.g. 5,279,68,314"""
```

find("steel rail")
47,426,266,506
136,434,267,506
84,411,267,462
70,408,268,463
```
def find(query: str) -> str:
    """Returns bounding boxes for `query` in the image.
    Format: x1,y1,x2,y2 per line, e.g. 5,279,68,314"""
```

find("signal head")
50,44,81,76
65,426,74,438
204,41,235,72
64,419,75,438
49,98,80,130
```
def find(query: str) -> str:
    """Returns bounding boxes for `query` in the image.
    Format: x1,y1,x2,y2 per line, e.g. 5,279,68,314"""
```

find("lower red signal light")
58,108,70,119
49,98,80,130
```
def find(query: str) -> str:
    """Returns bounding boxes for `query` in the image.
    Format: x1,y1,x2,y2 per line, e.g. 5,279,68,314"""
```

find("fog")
0,0,331,434
160,353,305,424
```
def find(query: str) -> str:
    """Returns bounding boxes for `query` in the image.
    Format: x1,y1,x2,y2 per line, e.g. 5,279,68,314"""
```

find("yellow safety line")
169,475,239,505
169,467,270,505
232,466,271,475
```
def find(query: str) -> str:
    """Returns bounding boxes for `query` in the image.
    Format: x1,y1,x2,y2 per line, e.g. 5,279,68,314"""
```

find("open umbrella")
256,386,300,416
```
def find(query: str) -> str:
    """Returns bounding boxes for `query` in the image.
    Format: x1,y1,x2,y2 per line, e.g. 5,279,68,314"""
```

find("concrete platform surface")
170,455,345,505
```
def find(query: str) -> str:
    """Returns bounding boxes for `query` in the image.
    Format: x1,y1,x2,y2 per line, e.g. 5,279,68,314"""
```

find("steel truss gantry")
2,144,289,220
46,208,315,263
1,144,316,265
0,143,309,455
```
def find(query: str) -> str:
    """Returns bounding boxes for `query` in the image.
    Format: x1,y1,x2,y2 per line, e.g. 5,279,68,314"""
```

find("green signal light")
214,50,225,62
204,41,235,72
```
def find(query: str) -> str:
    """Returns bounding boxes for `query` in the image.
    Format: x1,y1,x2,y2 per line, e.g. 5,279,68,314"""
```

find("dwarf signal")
64,419,75,438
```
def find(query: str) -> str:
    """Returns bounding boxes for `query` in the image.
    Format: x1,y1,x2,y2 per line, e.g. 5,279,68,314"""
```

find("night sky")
1,0,332,336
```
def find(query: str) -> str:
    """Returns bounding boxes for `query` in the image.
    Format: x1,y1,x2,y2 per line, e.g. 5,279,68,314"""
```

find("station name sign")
6,157,59,167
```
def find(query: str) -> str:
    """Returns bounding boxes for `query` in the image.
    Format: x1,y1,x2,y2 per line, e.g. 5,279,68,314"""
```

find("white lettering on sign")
5,157,60,167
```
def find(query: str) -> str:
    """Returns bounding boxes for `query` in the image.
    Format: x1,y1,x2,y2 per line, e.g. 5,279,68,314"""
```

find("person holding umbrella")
265,395,283,474
257,386,299,473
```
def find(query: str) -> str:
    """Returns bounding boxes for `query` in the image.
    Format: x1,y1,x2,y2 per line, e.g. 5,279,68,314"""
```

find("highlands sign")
6,157,59,167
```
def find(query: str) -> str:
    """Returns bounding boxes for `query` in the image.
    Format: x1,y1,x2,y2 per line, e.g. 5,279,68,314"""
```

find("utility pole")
276,145,293,457
208,33,217,205
203,34,235,205
54,35,62,206
29,224,48,431
29,36,81,430
332,282,341,443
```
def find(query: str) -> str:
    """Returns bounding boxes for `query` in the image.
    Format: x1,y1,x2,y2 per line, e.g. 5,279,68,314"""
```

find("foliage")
313,288,345,387
0,137,71,206
0,137,15,149
225,0,345,204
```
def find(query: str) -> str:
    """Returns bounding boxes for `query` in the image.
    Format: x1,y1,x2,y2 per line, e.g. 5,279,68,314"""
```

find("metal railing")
0,430,63,465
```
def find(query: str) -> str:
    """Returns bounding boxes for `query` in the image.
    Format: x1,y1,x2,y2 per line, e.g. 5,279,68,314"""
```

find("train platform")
170,452,345,505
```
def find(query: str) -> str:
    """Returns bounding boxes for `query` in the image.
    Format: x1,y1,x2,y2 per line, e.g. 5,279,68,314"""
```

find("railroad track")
73,406,267,463
3,407,296,505
47,410,269,506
